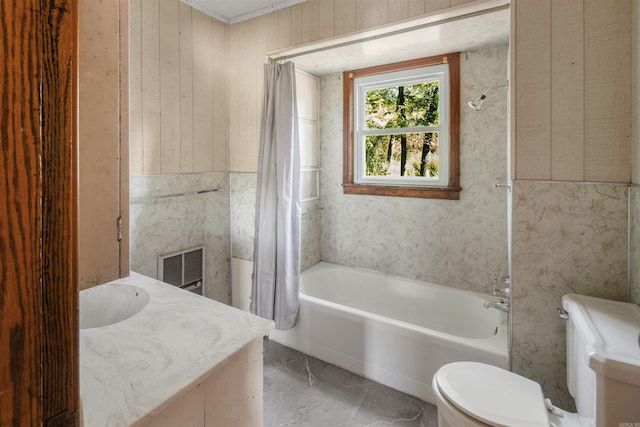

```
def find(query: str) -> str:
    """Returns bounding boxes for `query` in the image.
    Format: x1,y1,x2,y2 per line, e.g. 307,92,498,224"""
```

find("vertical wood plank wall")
132,0,480,174
130,0,228,175
78,0,127,289
135,0,632,179
514,0,631,182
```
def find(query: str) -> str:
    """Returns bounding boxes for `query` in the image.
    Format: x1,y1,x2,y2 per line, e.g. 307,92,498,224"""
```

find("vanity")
79,272,274,427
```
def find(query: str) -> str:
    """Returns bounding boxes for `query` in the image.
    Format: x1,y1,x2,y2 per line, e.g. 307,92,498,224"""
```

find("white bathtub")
270,262,509,404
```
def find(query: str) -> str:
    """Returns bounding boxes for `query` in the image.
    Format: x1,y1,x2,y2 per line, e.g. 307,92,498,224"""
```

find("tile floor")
263,339,438,427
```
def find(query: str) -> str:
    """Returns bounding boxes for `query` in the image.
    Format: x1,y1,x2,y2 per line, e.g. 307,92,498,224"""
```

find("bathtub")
269,262,509,404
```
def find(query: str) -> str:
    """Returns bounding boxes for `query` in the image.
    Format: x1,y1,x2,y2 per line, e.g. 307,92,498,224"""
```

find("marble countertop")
80,272,274,427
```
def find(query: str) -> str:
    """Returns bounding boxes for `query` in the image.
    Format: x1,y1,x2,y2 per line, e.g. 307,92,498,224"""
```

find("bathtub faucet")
483,299,509,313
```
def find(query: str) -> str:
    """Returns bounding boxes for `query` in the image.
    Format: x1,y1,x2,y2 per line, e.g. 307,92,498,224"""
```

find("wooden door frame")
1,1,79,426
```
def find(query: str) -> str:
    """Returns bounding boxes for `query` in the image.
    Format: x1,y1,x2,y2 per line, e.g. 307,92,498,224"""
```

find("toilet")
432,294,640,427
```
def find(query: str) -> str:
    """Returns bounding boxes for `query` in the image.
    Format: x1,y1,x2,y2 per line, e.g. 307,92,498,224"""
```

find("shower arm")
467,81,508,111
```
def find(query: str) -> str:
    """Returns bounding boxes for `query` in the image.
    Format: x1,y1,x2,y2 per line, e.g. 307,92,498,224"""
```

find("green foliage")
364,81,440,177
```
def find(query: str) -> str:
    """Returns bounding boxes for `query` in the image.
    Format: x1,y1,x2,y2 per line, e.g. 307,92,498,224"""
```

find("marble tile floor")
263,339,438,427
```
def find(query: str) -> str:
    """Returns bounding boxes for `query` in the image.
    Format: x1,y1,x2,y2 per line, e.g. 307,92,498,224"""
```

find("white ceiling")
180,0,306,24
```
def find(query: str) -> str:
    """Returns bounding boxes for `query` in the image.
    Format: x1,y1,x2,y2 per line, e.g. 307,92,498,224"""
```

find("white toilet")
432,294,640,427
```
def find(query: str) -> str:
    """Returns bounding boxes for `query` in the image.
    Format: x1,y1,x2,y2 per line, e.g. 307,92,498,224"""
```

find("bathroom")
128,0,637,417
1,0,638,425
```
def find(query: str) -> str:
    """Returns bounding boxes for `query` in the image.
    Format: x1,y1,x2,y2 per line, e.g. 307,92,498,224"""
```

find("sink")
80,283,150,329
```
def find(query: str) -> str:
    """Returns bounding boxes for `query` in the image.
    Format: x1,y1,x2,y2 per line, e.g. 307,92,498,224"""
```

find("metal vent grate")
158,246,204,295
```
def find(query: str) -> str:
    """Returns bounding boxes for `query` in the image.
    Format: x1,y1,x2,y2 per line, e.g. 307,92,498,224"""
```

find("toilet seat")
435,362,550,427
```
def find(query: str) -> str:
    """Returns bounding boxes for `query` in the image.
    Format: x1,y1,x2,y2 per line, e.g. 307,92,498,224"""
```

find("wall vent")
158,246,204,295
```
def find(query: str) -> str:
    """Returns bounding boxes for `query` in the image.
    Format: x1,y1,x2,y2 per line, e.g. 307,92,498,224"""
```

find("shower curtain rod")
267,3,509,63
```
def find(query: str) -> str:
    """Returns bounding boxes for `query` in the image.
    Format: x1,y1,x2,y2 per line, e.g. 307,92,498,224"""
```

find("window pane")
365,132,439,178
364,81,439,130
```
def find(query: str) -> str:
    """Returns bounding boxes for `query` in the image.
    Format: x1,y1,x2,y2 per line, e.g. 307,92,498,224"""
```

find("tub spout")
484,299,509,313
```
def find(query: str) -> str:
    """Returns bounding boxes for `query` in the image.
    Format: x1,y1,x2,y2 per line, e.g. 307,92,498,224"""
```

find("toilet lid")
436,362,549,427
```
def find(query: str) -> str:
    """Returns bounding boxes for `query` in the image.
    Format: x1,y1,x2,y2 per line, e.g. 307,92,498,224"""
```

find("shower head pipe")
467,80,508,111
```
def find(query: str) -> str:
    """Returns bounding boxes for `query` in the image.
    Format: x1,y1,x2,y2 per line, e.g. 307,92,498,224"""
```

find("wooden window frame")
343,53,461,200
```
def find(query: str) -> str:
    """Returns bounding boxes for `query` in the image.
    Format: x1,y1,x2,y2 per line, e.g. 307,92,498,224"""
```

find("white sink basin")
80,283,150,329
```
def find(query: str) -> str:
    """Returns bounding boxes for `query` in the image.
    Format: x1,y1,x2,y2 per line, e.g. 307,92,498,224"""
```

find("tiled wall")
229,46,509,293
230,172,322,272
130,173,231,303
511,181,629,407
317,47,509,293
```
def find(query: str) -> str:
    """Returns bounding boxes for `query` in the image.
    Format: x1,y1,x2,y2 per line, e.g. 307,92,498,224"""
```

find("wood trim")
1,1,78,425
41,0,79,423
447,53,461,190
342,53,461,199
0,1,43,424
343,183,460,200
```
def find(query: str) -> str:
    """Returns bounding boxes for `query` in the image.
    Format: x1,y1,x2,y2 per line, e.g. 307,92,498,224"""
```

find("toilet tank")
562,294,640,427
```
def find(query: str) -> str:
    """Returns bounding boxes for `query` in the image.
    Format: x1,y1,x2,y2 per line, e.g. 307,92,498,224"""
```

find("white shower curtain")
251,61,301,330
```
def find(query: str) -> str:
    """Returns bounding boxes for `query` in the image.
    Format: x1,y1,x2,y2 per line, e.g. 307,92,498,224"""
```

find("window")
343,54,460,199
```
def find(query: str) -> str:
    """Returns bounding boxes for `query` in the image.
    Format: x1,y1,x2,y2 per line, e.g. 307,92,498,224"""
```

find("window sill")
342,183,460,200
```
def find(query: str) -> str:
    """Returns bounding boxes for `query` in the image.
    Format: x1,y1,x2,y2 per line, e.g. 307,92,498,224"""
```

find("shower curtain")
251,61,301,330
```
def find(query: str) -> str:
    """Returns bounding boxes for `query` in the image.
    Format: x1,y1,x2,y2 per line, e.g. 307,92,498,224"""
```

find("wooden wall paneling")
160,0,181,174
78,0,124,288
514,0,552,180
129,0,143,176
290,4,303,46
192,9,215,172
334,0,357,36
584,0,632,183
318,0,335,40
119,0,130,278
301,0,319,44
228,22,242,171
634,0,640,185
141,0,162,174
1,2,42,424
388,0,410,23
356,0,389,30
212,19,229,171
425,0,451,15
408,0,425,16
263,11,280,54
230,20,259,172
277,8,292,49
450,0,475,6
254,18,269,169
550,0,584,181
179,3,195,173
247,19,262,172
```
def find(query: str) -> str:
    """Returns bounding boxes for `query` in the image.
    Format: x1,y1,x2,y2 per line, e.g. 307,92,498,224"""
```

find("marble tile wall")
317,47,509,294
129,173,231,303
230,172,322,272
229,173,257,262
511,180,628,408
